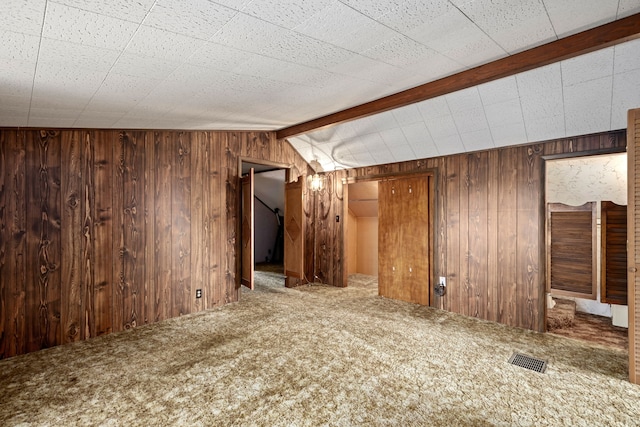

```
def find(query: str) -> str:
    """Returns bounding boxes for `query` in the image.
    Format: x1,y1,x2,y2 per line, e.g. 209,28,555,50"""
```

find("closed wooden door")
378,176,430,305
284,177,304,287
601,201,627,305
241,168,254,290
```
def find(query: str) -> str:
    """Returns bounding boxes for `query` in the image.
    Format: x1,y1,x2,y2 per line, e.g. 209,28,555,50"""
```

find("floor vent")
508,352,547,373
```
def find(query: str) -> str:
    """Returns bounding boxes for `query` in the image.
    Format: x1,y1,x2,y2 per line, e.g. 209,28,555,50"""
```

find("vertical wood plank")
144,131,155,324
92,131,113,336
0,130,5,357
497,147,518,327
468,152,488,319
82,131,94,339
486,150,499,322
192,132,205,311
210,133,223,307
458,155,470,317
25,130,62,351
112,132,125,333
445,155,460,313
517,145,542,330
172,132,191,316
60,131,83,343
1,131,27,357
154,132,172,322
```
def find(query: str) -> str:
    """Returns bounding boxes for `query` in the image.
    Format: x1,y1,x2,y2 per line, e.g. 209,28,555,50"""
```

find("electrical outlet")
195,289,202,299
439,276,446,287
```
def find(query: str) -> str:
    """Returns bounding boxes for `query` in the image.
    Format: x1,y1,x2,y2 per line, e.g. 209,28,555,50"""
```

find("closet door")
378,176,430,305
547,202,597,299
601,201,627,305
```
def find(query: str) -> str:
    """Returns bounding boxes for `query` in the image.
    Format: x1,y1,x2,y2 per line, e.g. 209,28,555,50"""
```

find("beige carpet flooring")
1,272,639,426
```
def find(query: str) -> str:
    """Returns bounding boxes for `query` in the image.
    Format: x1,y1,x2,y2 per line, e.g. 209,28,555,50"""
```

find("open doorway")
241,161,287,289
545,152,628,350
346,181,379,290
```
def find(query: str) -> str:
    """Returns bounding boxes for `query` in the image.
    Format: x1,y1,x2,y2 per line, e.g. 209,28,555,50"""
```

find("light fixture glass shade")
308,173,324,192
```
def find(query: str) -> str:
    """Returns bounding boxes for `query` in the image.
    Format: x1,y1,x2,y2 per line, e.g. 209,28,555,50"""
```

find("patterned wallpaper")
546,152,627,207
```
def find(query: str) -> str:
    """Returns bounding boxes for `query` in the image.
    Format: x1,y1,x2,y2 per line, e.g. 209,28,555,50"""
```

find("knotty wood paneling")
313,130,626,332
627,108,640,384
0,128,309,359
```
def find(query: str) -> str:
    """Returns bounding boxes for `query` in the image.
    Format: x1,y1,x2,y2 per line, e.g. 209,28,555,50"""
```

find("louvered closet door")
627,108,640,384
601,201,627,305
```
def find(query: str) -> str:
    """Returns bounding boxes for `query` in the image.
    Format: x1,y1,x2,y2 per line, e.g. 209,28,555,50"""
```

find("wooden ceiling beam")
276,13,640,140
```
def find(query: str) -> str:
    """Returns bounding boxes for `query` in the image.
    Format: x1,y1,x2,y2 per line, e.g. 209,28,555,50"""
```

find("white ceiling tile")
243,0,329,29
38,38,120,72
401,122,433,145
142,0,237,40
3,0,46,36
456,0,555,53
110,53,181,80
371,0,454,32
391,104,423,126
379,128,408,146
452,107,489,133
391,145,418,162
126,26,207,61
327,55,403,85
360,35,438,68
186,42,251,71
446,87,483,113
484,99,524,128
0,59,37,97
0,114,29,127
416,96,450,120
212,0,253,11
524,114,566,142
370,147,395,163
294,2,397,53
405,8,506,67
490,122,528,147
563,76,613,136
614,38,640,74
262,32,356,69
424,114,458,139
351,151,375,166
544,0,618,36
0,31,40,63
478,77,519,106
611,68,640,129
74,111,125,128
209,13,289,53
30,95,91,109
520,92,564,121
43,2,139,50
517,63,562,97
53,0,156,22
33,64,108,98
460,128,494,152
617,0,640,17
433,134,465,156
27,116,77,127
561,47,613,86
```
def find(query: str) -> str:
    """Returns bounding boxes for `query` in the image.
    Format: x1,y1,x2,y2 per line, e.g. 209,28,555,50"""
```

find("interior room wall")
0,128,310,359
356,217,378,276
312,130,627,332
347,209,358,276
546,153,627,324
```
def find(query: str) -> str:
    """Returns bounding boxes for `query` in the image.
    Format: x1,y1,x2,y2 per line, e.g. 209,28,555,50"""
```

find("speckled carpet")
1,272,639,426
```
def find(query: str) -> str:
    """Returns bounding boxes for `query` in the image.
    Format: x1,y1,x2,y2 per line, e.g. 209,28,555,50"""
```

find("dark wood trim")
277,13,640,139
541,146,627,161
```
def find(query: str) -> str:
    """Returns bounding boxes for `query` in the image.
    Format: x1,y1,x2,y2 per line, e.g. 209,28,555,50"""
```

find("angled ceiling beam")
276,12,640,140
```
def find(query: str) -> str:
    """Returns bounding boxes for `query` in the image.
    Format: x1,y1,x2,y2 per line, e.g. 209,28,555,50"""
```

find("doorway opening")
241,161,288,290
544,151,628,350
346,180,380,291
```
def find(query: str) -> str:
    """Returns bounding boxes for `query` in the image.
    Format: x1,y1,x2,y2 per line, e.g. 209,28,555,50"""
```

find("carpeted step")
547,298,576,330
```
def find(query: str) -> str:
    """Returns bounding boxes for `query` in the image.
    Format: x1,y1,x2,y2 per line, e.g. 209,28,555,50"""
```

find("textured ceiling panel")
2,0,640,170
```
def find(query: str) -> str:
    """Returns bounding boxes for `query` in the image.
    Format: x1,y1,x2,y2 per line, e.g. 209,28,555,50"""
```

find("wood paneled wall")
0,128,310,358
311,131,626,331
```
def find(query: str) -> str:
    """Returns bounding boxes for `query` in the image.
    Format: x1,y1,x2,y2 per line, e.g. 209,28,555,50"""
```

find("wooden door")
547,202,597,299
601,201,627,305
284,177,304,287
627,108,640,384
241,168,254,290
378,176,430,305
